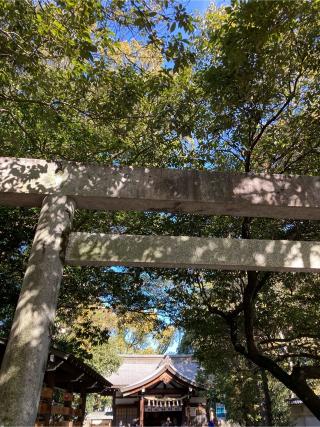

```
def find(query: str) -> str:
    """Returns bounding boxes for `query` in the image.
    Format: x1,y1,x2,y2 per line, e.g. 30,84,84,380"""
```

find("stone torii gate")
0,156,319,426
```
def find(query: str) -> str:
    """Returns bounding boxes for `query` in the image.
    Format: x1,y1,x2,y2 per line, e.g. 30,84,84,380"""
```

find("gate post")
0,195,76,426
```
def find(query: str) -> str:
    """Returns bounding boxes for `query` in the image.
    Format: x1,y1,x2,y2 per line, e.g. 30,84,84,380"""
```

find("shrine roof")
0,340,112,394
107,354,201,389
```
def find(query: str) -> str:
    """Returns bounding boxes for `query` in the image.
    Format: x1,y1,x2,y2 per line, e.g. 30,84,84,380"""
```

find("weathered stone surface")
0,195,76,426
1,157,320,219
66,233,320,273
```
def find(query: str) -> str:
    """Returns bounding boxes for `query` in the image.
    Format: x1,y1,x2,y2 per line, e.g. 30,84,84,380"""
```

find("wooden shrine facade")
0,340,112,426
108,355,206,427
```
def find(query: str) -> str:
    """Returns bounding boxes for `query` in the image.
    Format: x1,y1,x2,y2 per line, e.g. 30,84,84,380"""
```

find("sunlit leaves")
194,0,320,174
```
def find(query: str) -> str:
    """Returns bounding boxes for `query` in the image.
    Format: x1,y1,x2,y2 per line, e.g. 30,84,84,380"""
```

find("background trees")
0,0,194,337
181,1,320,420
1,0,320,424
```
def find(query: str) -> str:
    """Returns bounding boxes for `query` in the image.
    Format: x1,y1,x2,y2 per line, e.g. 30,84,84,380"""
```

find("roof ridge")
118,354,194,358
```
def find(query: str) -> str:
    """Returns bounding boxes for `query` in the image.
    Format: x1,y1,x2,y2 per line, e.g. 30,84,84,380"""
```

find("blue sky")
187,0,212,14
186,0,230,14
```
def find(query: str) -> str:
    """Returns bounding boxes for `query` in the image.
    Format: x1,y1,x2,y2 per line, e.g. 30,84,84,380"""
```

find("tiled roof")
0,339,111,394
107,354,200,387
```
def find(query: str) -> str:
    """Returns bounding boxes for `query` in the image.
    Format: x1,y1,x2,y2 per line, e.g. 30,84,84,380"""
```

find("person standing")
209,408,219,427
195,404,207,427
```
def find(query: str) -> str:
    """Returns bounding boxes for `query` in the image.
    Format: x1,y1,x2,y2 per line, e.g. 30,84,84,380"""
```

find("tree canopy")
1,0,320,424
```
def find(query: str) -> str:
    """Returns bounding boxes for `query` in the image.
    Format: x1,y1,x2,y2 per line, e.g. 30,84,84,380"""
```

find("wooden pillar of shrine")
112,391,116,427
139,395,145,427
43,371,55,426
63,390,73,422
79,389,87,426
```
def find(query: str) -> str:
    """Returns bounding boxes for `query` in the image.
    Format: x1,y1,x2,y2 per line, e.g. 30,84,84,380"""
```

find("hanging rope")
145,395,188,407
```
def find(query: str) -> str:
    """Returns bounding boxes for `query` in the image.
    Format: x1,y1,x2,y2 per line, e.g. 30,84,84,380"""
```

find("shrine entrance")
144,407,183,427
108,354,204,427
143,396,185,427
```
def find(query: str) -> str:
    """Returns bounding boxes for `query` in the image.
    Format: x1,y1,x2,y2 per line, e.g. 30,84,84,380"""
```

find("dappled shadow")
66,233,320,273
1,156,320,424
1,156,320,219
0,194,75,425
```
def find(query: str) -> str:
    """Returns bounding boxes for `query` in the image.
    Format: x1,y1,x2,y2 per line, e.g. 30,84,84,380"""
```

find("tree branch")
292,366,320,379
250,72,302,151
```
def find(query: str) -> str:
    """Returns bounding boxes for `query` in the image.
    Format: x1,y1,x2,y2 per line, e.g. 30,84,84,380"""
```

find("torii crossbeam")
1,156,320,218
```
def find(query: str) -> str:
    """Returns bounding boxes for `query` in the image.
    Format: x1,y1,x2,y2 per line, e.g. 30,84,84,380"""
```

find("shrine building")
108,354,206,427
0,340,112,426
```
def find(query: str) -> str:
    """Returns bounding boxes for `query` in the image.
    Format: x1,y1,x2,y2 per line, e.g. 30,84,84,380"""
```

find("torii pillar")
0,195,76,426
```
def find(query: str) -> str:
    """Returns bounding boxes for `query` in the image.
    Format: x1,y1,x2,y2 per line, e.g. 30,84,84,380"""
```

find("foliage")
0,0,195,163
159,0,320,420
1,0,320,422
0,0,194,337
54,302,175,363
178,327,291,426
193,0,320,175
57,305,175,413
0,207,39,337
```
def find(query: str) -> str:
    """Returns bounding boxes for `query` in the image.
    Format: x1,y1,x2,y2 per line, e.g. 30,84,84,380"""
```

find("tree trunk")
288,377,320,421
245,351,320,421
260,369,273,426
238,269,320,421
